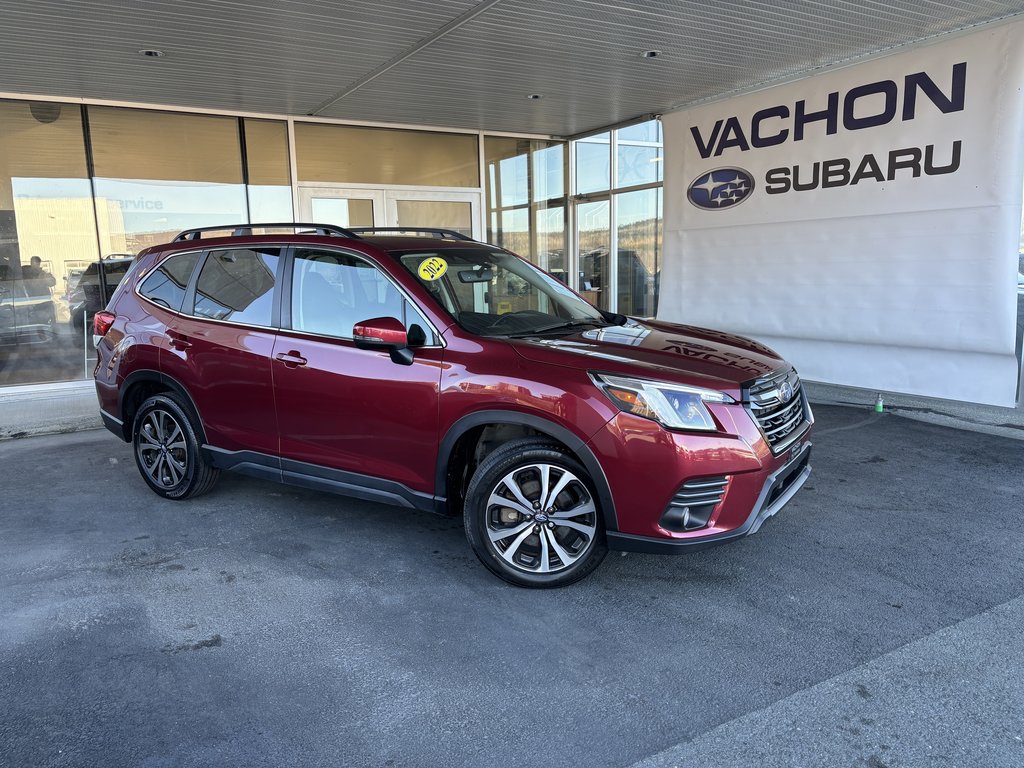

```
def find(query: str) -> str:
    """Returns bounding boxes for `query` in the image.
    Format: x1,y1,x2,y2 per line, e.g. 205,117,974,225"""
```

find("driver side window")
290,249,433,343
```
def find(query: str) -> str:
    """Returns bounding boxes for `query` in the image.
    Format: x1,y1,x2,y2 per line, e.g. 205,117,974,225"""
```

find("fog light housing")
660,475,729,532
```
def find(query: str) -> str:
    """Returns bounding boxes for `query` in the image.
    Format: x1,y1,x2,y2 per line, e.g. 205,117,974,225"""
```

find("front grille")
747,368,808,453
661,475,728,532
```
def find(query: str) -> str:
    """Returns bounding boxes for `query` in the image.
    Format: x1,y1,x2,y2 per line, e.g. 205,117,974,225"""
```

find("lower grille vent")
661,476,728,532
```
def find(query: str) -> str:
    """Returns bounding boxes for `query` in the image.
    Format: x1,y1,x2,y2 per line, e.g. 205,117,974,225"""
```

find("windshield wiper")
503,319,607,338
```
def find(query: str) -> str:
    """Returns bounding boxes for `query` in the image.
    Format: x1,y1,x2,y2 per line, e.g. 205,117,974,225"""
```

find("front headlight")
591,373,734,431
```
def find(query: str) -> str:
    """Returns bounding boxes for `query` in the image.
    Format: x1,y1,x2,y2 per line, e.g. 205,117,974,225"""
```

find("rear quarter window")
138,251,201,312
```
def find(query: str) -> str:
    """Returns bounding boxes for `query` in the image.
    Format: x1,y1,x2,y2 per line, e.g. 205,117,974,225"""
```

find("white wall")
659,21,1024,406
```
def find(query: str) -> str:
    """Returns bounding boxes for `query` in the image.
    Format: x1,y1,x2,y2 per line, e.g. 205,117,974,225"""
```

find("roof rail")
347,227,475,241
172,223,361,242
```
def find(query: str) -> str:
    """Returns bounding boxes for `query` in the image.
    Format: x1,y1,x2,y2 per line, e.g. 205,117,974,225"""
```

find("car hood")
508,319,786,395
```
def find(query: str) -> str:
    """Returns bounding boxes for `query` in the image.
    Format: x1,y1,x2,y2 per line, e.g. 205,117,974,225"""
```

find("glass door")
299,186,481,239
298,187,384,228
384,190,480,239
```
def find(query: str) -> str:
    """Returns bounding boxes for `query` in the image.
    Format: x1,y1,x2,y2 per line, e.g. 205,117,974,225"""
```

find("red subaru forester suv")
93,224,813,587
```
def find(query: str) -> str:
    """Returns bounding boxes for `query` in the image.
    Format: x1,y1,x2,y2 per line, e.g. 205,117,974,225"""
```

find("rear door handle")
167,332,191,351
275,351,308,368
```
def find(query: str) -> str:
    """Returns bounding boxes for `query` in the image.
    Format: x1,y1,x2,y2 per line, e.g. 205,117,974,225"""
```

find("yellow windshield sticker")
417,256,448,281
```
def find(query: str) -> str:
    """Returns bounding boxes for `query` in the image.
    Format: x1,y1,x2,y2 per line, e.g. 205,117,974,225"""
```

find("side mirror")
353,316,414,365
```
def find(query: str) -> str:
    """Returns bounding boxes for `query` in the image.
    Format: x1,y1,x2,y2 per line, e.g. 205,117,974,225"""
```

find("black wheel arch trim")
116,369,208,444
436,410,618,532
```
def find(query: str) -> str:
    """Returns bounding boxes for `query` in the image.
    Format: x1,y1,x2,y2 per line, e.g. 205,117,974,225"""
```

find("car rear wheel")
464,438,607,588
132,393,219,500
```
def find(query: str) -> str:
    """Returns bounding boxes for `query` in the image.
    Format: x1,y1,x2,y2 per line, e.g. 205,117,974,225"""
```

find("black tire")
464,438,607,588
132,392,219,499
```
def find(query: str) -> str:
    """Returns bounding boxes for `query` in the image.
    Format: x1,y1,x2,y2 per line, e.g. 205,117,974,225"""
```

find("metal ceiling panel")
321,0,1024,134
0,0,1021,135
0,0,481,115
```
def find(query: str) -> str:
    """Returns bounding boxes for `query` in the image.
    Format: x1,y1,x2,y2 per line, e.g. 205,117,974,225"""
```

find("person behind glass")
22,256,56,296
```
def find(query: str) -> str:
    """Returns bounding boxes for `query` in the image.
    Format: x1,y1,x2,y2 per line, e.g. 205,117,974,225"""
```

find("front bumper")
606,440,812,554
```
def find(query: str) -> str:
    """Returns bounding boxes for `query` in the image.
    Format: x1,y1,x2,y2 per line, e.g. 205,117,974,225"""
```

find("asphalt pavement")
1,405,1022,767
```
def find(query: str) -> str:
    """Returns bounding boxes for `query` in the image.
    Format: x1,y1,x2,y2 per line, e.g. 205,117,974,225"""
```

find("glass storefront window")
616,121,663,188
536,206,567,281
3,97,591,387
244,119,293,221
616,144,663,188
295,123,479,188
499,207,530,258
616,121,663,144
498,152,528,208
615,187,662,317
484,137,568,267
577,200,610,310
89,107,247,254
575,133,610,195
1,100,100,386
533,144,565,201
572,120,663,316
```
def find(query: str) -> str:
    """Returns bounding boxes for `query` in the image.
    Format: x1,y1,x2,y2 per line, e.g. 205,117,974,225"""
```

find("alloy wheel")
485,463,598,574
136,408,189,489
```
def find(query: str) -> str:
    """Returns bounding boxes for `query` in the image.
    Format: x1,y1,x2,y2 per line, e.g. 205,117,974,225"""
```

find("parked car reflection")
0,275,56,348
69,254,134,333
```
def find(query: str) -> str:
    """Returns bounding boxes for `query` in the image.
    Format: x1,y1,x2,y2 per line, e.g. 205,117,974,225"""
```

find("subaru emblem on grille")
780,381,794,402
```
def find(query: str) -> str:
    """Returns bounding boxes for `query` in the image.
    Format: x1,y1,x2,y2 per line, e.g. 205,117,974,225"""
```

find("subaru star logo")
687,167,755,210
779,381,794,403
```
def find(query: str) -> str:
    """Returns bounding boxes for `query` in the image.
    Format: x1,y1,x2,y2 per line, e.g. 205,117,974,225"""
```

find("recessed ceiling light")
640,50,662,59
526,93,543,100
138,49,165,58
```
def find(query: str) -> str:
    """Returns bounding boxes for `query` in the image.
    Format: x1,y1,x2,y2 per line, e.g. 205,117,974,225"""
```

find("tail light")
93,310,116,337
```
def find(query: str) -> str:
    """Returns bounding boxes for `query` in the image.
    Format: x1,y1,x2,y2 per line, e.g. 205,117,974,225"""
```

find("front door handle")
275,351,308,368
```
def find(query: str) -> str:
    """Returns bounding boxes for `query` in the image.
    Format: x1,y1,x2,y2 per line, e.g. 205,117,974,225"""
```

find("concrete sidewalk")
633,596,1024,768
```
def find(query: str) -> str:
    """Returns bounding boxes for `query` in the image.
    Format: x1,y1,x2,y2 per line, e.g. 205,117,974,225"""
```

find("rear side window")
138,251,201,312
193,248,280,326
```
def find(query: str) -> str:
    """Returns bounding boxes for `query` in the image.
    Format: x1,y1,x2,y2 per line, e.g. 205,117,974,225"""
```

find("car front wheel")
464,438,607,588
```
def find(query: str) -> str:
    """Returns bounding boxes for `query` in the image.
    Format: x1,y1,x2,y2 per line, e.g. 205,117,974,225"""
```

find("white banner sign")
660,21,1024,406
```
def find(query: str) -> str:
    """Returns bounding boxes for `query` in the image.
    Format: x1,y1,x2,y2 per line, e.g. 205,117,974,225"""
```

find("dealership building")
1,2,1022,427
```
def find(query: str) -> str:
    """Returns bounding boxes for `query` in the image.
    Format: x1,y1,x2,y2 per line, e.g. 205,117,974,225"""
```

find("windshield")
394,247,608,337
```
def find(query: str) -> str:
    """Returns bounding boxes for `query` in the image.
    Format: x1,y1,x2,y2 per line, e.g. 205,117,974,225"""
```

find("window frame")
135,248,204,315
136,250,203,313
278,245,445,348
392,246,605,338
134,242,446,347
185,245,286,329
